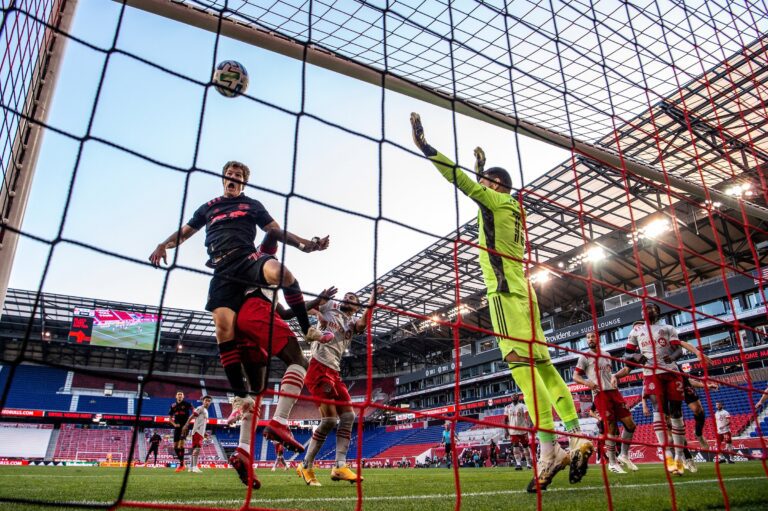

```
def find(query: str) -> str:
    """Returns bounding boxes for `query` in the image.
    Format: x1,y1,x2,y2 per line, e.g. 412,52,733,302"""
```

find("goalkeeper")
410,114,593,492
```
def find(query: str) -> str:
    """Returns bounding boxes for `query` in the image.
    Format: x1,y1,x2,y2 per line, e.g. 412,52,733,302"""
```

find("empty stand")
54,424,133,462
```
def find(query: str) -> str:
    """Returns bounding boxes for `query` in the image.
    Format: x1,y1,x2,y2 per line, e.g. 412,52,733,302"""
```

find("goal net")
1,0,768,510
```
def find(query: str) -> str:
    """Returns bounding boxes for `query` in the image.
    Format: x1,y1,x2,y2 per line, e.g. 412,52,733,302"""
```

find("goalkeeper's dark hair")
484,167,512,190
222,160,251,184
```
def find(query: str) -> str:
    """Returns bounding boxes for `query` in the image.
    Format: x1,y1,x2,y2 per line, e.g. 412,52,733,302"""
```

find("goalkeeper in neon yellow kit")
410,113,593,492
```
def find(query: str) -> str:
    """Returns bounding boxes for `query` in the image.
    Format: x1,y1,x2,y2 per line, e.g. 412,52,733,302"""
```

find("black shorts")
206,252,273,312
682,376,700,405
173,426,188,443
444,442,452,454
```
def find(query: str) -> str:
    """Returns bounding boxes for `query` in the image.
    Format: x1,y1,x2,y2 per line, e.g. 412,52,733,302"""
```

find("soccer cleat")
674,457,685,476
228,448,261,489
568,437,594,484
683,457,698,473
264,419,305,453
515,464,523,471
174,465,185,473
616,454,638,472
330,464,363,483
608,463,626,474
296,463,322,486
526,444,570,493
665,456,676,473
305,326,334,344
191,467,202,474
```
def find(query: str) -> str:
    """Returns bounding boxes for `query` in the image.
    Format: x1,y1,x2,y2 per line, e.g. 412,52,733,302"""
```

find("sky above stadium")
9,0,567,312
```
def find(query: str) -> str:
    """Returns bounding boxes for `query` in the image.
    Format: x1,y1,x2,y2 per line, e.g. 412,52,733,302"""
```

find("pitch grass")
0,462,766,511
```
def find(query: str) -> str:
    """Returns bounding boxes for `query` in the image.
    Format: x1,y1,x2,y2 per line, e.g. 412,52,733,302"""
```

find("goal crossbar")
121,0,768,222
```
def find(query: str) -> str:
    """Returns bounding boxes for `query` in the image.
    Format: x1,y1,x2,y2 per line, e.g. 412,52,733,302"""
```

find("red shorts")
594,390,631,422
305,360,351,403
509,433,529,447
236,298,295,364
642,373,684,403
192,432,203,449
717,432,732,444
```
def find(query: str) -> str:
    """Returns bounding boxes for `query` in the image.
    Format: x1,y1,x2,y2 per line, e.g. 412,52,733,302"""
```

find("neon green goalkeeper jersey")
428,151,526,295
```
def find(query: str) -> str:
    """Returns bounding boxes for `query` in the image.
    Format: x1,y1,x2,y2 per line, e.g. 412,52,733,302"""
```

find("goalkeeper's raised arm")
410,113,513,209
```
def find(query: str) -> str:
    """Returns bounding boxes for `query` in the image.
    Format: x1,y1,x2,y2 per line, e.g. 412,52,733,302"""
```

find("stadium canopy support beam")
121,0,768,222
0,0,78,311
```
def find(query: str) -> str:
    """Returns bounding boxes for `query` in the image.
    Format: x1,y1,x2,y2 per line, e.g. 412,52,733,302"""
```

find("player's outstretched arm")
410,112,437,157
262,221,329,253
278,286,338,319
355,285,384,333
149,224,198,267
410,113,506,208
679,340,713,366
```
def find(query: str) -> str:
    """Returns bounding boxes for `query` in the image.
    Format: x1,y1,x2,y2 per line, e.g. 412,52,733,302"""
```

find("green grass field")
0,462,767,511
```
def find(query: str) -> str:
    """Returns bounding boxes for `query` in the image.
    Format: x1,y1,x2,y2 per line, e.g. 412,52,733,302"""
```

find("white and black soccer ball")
212,60,249,97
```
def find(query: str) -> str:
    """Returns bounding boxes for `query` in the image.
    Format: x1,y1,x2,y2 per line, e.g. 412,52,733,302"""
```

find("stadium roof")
357,36,768,357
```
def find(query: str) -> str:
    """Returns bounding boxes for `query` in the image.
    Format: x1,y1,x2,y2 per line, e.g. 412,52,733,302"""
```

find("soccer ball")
212,60,249,97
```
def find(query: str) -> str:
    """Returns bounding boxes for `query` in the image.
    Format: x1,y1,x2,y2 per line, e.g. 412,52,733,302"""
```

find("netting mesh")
1,0,768,509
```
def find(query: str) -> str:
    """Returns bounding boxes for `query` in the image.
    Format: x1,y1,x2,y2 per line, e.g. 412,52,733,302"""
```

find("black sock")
284,280,310,334
177,447,185,464
694,412,705,437
683,447,692,460
218,340,247,397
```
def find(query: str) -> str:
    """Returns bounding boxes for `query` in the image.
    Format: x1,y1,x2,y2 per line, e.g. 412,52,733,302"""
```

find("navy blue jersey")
169,401,194,426
187,194,274,264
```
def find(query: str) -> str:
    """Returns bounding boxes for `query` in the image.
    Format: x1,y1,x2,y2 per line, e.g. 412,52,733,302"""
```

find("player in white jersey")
181,395,212,473
573,332,637,474
297,286,384,486
504,394,533,470
624,303,686,476
714,402,736,463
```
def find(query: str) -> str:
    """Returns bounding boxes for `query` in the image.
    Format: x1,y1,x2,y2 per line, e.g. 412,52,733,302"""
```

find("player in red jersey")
226,239,337,489
503,394,533,470
624,303,686,475
574,331,637,474
296,286,383,486
715,402,736,464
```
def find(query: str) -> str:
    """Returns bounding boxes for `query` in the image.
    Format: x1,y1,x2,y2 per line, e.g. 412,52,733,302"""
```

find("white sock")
273,364,307,425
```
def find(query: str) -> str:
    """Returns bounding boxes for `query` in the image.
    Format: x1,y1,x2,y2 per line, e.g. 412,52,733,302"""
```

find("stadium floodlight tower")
0,0,78,310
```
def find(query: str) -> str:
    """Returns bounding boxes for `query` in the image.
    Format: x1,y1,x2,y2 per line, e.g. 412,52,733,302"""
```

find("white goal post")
0,0,78,311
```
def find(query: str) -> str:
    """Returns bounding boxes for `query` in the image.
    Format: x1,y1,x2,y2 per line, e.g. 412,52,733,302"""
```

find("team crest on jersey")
657,337,668,347
648,382,656,391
